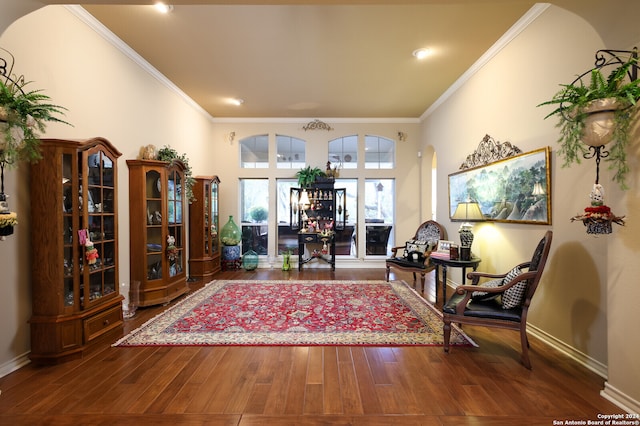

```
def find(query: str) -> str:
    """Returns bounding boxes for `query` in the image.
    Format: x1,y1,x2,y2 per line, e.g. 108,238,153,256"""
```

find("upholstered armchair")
442,230,553,369
385,220,446,288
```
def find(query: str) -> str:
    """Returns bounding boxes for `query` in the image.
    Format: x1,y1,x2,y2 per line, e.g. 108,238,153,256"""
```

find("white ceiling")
37,1,640,119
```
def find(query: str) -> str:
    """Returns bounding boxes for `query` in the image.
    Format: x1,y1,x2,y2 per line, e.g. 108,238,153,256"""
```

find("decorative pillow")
501,266,526,309
471,278,503,301
402,240,429,262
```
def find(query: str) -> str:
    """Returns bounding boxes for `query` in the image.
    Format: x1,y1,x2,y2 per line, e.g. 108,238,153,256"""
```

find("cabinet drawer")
300,234,320,243
84,305,122,343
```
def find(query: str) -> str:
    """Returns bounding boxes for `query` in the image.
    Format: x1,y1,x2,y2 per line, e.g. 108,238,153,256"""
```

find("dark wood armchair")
443,230,553,369
385,220,446,288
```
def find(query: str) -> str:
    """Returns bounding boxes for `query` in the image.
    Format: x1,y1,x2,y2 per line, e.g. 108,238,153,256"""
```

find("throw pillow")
501,266,527,309
402,240,429,262
471,278,503,301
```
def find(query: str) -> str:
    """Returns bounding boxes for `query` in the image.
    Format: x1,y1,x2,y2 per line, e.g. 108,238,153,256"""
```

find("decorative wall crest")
303,119,333,131
459,134,522,170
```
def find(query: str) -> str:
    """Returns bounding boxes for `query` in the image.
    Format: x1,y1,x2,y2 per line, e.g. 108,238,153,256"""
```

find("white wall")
422,4,639,411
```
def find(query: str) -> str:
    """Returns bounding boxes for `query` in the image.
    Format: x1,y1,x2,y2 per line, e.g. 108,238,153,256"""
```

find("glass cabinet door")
203,182,211,256
146,169,163,281
167,168,184,278
62,153,76,308
211,179,219,255
82,149,118,307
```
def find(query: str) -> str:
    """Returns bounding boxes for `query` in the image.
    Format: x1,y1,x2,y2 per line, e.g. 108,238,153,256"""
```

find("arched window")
240,134,269,168
276,134,305,169
364,135,394,169
328,135,358,169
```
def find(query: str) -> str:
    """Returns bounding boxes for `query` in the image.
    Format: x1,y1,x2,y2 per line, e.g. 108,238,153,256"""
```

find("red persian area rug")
113,280,475,347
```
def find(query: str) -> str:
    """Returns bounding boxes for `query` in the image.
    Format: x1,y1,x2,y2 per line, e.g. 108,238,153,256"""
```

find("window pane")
240,135,269,168
276,179,300,256
365,135,395,169
329,135,358,169
240,179,269,255
334,178,358,257
365,179,394,256
276,135,306,169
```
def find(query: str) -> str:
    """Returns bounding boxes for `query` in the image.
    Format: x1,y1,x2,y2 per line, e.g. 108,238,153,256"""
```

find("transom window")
240,134,269,168
328,135,358,169
276,134,306,169
364,135,394,169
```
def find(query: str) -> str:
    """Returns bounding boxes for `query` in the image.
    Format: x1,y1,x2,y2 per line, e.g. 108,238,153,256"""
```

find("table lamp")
452,200,484,250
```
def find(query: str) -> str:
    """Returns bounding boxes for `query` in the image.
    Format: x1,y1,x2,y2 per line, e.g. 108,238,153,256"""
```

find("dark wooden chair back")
442,230,553,369
385,220,446,291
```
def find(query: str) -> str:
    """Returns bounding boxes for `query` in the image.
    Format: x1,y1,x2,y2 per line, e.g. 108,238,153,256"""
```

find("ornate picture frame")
448,147,551,225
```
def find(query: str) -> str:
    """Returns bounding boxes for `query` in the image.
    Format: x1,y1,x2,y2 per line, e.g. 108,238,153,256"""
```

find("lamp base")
459,227,474,248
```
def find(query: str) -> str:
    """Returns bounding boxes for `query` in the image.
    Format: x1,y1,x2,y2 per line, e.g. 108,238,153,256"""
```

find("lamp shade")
452,201,484,221
299,189,311,206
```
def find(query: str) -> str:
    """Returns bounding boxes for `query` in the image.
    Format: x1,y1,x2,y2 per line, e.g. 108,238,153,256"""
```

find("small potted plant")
248,205,268,222
0,210,17,240
295,166,326,188
538,53,640,190
156,145,196,203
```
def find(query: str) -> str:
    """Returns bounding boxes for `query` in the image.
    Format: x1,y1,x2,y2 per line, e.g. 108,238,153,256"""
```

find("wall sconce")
228,131,236,144
397,131,407,142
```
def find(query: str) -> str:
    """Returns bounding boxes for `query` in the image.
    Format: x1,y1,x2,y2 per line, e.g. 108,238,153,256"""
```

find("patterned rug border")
113,280,477,348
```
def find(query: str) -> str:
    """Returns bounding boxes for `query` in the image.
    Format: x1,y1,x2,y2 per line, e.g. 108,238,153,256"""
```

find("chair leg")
520,326,531,369
443,318,451,353
385,266,390,281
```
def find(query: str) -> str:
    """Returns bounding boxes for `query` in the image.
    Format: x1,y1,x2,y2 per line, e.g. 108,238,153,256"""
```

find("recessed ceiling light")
154,2,173,14
230,98,244,106
412,48,431,60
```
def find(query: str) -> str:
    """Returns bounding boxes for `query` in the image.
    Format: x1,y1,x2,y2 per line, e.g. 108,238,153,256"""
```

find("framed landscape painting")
448,147,551,225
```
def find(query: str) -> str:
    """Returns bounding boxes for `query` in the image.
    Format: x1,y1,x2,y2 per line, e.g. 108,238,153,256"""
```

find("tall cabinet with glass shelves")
189,175,221,282
127,159,189,307
30,137,123,364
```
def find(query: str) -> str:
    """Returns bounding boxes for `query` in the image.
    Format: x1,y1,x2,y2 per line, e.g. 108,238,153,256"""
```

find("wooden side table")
429,255,481,304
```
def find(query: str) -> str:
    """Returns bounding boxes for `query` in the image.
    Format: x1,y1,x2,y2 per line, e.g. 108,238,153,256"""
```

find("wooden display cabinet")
127,159,189,307
290,180,346,270
189,175,221,282
30,137,123,364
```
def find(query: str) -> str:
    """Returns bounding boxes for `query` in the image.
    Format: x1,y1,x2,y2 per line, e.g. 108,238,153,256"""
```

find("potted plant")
0,210,17,240
538,54,640,190
156,145,196,203
1,74,70,240
1,78,70,166
248,205,268,222
295,166,326,188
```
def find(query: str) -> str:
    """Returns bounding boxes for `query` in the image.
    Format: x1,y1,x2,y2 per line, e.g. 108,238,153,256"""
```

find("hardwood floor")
0,268,622,425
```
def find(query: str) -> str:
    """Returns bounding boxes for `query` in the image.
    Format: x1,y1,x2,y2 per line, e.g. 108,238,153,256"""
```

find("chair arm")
500,270,536,291
451,285,475,314
466,271,506,285
390,245,404,257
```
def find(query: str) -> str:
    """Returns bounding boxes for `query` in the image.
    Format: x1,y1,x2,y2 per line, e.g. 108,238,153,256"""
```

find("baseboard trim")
527,323,608,378
0,352,31,379
601,382,640,414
